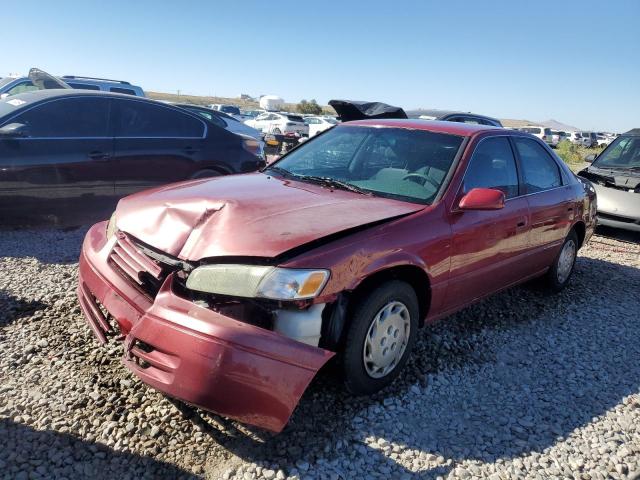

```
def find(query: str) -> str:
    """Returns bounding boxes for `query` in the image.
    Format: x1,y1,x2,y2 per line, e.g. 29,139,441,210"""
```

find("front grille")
109,232,173,297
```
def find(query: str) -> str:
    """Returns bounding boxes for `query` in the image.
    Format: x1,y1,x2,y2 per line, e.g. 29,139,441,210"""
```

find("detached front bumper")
77,222,334,432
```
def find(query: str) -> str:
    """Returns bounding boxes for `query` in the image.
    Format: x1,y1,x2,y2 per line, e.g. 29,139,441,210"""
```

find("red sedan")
77,119,596,432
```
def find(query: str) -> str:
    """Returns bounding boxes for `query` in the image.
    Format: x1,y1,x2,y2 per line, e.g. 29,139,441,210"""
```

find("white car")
245,112,309,136
304,116,338,137
519,125,557,147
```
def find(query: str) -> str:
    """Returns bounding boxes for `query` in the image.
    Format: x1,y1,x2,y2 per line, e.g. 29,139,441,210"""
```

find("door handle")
88,151,110,161
183,146,200,155
516,217,528,228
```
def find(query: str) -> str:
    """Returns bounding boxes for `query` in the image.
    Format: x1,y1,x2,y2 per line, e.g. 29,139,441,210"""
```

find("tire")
341,280,419,395
545,230,578,292
190,169,222,180
272,128,282,135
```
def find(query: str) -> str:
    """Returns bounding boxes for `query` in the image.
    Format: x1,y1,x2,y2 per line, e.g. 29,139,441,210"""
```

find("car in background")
0,90,265,222
0,68,71,98
577,131,598,148
61,76,145,96
578,129,640,232
595,133,614,147
518,125,557,147
1,71,144,98
562,131,580,144
245,112,309,137
173,103,264,155
405,109,503,127
77,118,595,433
209,104,246,121
304,116,339,137
241,109,263,120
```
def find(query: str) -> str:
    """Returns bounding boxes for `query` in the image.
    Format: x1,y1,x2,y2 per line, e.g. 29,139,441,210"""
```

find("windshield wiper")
265,165,296,178
293,175,373,196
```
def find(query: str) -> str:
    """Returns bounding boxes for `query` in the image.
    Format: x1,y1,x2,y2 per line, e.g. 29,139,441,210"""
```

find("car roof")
343,118,501,136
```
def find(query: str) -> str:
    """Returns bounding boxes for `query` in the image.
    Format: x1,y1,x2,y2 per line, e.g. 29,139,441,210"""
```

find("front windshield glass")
269,125,463,204
593,136,640,169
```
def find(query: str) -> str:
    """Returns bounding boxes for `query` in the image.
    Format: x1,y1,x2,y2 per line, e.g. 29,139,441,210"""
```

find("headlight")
106,211,117,239
185,264,329,300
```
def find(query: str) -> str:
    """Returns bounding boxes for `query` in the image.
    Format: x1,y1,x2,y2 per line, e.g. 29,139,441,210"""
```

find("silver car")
578,129,640,232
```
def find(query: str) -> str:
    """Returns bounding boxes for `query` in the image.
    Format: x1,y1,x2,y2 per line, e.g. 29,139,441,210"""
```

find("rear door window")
11,97,110,138
6,80,39,96
514,138,562,193
463,137,519,198
113,99,205,138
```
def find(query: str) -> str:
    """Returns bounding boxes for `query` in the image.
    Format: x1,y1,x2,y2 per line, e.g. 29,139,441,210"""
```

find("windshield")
268,125,463,204
593,136,640,169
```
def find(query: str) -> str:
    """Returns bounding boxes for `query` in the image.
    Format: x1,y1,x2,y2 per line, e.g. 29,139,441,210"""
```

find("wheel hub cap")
557,239,576,283
363,301,411,379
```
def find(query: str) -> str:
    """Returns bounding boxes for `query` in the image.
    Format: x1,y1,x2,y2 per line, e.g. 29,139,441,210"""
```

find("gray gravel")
1,226,639,480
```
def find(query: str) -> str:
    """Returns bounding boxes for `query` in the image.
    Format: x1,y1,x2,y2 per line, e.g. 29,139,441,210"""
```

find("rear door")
513,137,574,270
111,99,207,196
0,96,115,216
445,135,531,309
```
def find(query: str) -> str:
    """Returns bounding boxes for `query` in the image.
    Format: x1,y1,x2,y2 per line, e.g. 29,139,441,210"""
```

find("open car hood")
329,99,407,122
28,68,71,90
115,173,424,261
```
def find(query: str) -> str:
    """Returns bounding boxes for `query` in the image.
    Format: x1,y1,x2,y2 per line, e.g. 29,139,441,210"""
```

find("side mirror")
584,153,596,163
0,93,8,100
459,188,505,210
0,122,28,138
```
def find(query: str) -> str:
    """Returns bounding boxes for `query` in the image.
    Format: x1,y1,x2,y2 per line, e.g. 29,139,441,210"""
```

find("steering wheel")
402,173,440,190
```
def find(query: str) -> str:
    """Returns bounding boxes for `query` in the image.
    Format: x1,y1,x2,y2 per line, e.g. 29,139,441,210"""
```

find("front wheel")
545,230,578,292
341,281,419,395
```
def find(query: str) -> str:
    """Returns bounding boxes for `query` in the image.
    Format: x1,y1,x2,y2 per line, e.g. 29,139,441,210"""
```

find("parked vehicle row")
245,111,309,137
77,113,596,432
0,90,265,221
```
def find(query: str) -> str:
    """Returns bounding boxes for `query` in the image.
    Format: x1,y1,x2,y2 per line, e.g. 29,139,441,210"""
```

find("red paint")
77,122,596,432
458,188,505,210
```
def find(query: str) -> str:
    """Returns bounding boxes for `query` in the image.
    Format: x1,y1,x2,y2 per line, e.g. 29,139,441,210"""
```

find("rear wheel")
341,281,419,395
272,127,282,135
545,230,578,292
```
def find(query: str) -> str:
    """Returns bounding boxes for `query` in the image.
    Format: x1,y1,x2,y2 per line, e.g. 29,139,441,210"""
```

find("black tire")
341,280,419,395
545,229,579,292
190,169,222,180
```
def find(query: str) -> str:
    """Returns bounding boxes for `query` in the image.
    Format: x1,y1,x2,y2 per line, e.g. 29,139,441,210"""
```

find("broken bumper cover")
77,222,334,432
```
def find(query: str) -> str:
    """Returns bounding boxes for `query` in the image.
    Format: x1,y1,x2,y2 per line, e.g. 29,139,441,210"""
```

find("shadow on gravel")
0,419,196,479
178,256,640,478
595,224,640,244
0,291,47,327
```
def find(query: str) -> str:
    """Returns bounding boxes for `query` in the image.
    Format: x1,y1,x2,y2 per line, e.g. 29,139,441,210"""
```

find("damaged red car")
78,118,596,432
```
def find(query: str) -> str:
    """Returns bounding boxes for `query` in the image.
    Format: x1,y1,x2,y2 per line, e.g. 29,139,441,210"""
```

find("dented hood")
115,173,424,260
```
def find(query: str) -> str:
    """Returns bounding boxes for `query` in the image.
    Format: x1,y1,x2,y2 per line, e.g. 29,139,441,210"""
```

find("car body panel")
78,222,333,432
77,121,596,431
115,172,426,260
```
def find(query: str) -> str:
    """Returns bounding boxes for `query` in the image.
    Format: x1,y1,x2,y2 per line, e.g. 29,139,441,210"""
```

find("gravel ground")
1,226,639,480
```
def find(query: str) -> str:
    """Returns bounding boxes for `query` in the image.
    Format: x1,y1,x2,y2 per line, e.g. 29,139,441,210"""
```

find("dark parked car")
578,128,640,232
0,90,265,222
78,118,595,432
405,108,503,127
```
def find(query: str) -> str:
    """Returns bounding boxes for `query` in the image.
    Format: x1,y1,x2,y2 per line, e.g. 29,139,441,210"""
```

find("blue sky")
3,0,639,132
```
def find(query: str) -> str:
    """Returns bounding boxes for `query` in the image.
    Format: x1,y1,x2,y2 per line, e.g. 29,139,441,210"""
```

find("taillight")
241,136,264,158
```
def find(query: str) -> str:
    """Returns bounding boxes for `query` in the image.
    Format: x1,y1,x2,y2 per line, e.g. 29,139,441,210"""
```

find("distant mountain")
539,119,580,132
